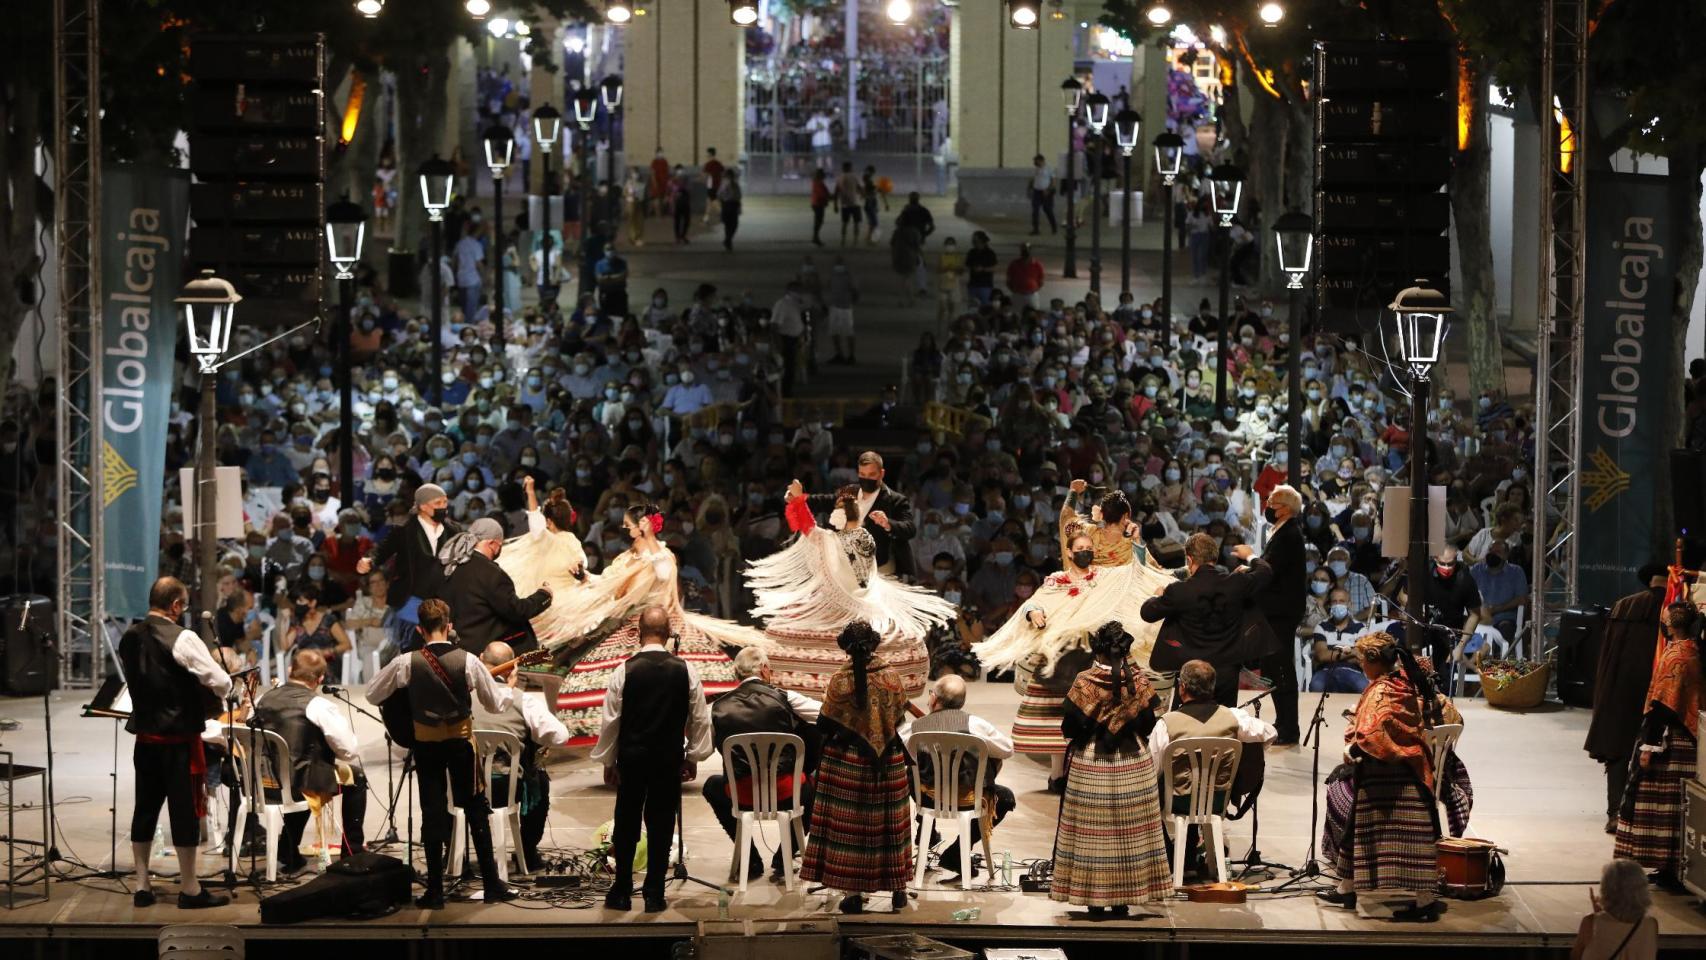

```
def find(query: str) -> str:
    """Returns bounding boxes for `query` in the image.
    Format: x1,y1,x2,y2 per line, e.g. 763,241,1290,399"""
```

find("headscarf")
438,531,481,577
1645,603,1703,737
821,627,910,758
1066,621,1156,738
1349,631,1433,790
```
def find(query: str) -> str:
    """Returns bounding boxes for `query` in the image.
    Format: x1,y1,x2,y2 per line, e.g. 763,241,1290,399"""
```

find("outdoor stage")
1,681,1704,954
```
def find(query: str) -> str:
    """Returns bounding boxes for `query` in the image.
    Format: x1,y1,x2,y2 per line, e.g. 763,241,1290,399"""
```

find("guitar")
380,647,551,748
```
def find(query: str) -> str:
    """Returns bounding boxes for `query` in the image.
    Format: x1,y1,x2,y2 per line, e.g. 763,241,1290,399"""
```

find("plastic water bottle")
1000,850,1013,886
950,907,981,922
318,845,332,872
151,824,167,862
717,886,733,920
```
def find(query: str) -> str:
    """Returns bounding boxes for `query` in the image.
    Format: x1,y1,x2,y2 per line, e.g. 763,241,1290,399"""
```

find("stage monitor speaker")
1,594,56,696
1670,449,1706,540
1556,606,1606,709
259,851,412,923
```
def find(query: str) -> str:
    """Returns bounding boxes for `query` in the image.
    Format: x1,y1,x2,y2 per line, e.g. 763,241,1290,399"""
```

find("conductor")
789,450,915,576
1141,532,1274,707
437,517,553,654
357,483,458,652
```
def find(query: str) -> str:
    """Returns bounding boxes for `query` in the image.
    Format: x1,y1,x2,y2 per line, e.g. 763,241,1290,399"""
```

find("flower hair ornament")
649,512,665,534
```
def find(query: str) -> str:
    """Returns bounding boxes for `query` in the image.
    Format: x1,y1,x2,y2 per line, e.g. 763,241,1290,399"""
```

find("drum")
1437,837,1504,899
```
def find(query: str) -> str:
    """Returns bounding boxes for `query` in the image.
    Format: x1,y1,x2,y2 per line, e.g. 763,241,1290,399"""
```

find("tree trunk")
1218,61,1247,155
394,48,452,280
1451,55,1500,400
1242,74,1286,294
1282,98,1313,215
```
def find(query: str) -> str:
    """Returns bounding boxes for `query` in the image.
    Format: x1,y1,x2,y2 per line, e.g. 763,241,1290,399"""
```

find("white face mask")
828,508,848,531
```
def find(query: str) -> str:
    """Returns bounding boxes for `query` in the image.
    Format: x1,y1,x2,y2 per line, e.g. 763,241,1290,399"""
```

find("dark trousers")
1605,759,1630,820
673,201,691,241
277,777,369,866
721,205,741,248
1030,188,1057,232
811,204,827,242
415,737,501,894
921,783,1016,875
780,334,802,397
130,740,202,846
1261,615,1303,740
492,770,551,872
611,756,683,900
702,773,814,862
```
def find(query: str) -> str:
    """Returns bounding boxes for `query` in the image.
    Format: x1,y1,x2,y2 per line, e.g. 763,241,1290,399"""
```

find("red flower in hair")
649,512,665,534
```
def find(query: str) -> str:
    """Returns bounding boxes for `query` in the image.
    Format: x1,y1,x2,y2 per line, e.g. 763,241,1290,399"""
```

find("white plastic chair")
222,725,308,882
449,730,530,882
1160,736,1242,886
1425,723,1465,833
158,923,244,959
908,731,994,890
1458,627,1509,698
719,732,809,893
1294,635,1312,692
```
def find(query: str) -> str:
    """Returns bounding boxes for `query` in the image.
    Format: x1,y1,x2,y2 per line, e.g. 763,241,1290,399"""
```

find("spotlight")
606,0,633,23
515,20,531,35
354,0,383,17
465,0,491,17
729,0,758,25
1145,3,1171,25
486,17,509,37
1009,0,1040,29
1258,2,1284,25
886,0,913,24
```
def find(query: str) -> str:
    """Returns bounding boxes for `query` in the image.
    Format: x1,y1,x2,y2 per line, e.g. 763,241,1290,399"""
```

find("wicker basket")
1481,660,1550,710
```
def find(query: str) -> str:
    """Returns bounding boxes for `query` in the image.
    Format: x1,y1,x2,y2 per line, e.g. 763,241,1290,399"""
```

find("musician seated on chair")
1147,660,1275,878
475,640,571,873
898,674,1016,882
1308,590,1370,693
702,648,822,882
254,648,365,875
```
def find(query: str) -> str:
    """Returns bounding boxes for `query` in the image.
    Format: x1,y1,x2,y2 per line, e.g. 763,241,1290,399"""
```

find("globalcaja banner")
101,165,188,618
1578,172,1673,607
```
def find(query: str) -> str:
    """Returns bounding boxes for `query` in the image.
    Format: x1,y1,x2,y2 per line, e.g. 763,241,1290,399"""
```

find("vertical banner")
1579,172,1674,606
101,165,188,618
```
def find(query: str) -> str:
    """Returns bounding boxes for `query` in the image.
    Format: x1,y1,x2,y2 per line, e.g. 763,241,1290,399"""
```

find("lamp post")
176,270,242,641
325,196,367,505
1060,78,1082,279
533,104,563,309
600,75,624,229
1153,131,1183,351
483,121,514,351
1207,162,1244,410
1273,210,1313,489
1083,91,1110,298
1388,284,1454,630
418,155,454,404
1112,108,1141,297
574,88,599,301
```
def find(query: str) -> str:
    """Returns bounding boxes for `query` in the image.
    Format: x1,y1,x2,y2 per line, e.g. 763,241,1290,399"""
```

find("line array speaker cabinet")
1,595,57,696
1312,41,1454,334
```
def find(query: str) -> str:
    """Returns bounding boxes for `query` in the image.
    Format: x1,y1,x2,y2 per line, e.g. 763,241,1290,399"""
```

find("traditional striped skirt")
1334,759,1441,895
800,742,913,892
766,625,929,699
552,610,740,747
1050,743,1172,906
1012,681,1069,756
1324,753,1472,865
1614,730,1698,874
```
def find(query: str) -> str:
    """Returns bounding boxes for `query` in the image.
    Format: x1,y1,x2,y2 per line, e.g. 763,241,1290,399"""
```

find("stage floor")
2,682,1704,949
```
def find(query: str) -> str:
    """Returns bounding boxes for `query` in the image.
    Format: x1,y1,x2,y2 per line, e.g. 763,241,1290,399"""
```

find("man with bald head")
899,674,1015,882
592,606,714,913
475,640,570,872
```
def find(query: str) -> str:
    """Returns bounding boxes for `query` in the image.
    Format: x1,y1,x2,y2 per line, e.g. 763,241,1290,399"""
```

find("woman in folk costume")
495,477,594,650
543,502,768,745
748,486,955,696
1318,631,1445,922
800,621,915,914
974,482,1170,792
1051,621,1172,913
1614,600,1702,881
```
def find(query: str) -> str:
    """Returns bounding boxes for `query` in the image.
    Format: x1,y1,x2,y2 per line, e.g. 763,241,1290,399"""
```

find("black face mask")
1071,549,1095,570
1485,553,1505,569
430,506,449,523
293,603,309,620
858,477,880,494
1262,506,1277,524
311,488,330,502
375,468,397,481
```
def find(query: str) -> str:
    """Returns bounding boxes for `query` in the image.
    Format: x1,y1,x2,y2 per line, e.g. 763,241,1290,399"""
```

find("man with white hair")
702,647,821,881
358,481,458,653
438,517,553,655
1253,483,1306,743
899,674,1015,881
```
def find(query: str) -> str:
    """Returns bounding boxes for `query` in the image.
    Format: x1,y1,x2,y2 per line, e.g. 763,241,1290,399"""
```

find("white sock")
132,841,153,892
176,846,201,896
1337,877,1353,895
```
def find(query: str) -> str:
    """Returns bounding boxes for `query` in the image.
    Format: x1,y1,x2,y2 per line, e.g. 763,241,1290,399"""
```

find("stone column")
953,6,1073,217
624,0,742,174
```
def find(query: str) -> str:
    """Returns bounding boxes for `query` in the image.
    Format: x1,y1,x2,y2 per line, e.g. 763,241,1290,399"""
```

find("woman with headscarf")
1050,621,1171,914
1613,601,1703,882
800,621,914,914
1318,630,1444,921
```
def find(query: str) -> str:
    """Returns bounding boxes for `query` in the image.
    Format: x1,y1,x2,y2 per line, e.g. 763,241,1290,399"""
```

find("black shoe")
133,889,156,908
1391,901,1444,922
1047,777,1067,795
1087,905,1106,916
1316,889,1356,909
604,890,632,911
839,894,864,914
1273,736,1300,747
278,858,310,878
415,891,446,910
1109,905,1129,917
1605,816,1618,835
891,890,907,911
177,889,231,910
484,884,520,903
643,895,667,913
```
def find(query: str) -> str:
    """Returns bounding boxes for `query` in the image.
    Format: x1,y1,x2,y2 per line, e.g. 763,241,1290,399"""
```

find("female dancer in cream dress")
745,486,956,696
496,477,594,650
974,481,1171,790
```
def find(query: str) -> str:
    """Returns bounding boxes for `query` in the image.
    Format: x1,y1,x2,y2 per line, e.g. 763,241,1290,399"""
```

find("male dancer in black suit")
358,483,457,652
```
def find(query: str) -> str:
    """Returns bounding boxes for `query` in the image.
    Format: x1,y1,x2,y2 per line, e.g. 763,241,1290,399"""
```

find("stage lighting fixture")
1145,3,1171,25
466,0,491,17
729,0,758,25
1009,0,1040,29
1259,2,1284,25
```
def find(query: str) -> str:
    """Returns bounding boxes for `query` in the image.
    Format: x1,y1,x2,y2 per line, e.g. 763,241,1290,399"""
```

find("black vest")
711,679,813,779
617,649,690,766
119,615,209,737
255,682,339,799
409,644,473,725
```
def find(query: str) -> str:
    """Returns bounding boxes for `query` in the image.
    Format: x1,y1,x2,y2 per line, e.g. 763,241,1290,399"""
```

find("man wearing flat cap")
438,517,554,655
358,482,458,653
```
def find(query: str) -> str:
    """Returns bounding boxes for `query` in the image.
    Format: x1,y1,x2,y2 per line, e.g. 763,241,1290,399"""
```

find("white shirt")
363,643,515,714
1147,702,1276,759
418,514,446,554
163,623,235,701
453,235,484,286
297,687,363,764
590,643,714,767
856,485,879,522
899,710,1015,760
770,294,806,337
513,689,572,747
1031,165,1054,191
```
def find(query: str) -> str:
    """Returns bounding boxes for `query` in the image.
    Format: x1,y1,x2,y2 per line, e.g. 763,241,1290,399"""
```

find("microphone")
322,683,343,695
18,597,33,632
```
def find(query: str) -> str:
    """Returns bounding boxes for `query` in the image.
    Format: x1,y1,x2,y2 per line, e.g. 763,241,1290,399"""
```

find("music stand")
80,675,132,880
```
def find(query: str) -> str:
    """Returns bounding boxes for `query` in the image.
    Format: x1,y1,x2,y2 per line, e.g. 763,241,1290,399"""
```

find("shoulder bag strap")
1607,917,1642,960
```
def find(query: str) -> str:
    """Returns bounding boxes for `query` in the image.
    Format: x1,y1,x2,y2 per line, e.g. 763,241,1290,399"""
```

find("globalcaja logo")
102,440,139,508
1582,447,1631,512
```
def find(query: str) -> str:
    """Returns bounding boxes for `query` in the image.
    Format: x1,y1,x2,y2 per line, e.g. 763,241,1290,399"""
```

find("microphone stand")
1272,688,1334,891
323,687,389,855
666,632,721,894
1228,684,1293,881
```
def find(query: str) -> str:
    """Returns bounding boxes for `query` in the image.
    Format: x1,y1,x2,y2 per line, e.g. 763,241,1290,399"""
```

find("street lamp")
1387,284,1454,633
886,0,913,24
1145,2,1172,25
1008,0,1040,28
600,74,625,236
355,0,383,16
605,0,633,24
483,121,514,352
175,270,241,642
1112,108,1141,297
1153,130,1184,351
1206,162,1244,410
1258,2,1285,25
1272,210,1313,487
465,0,490,16
1084,91,1110,298
573,88,599,300
728,0,758,25
1061,77,1082,279
533,104,563,313
419,155,454,404
325,196,366,504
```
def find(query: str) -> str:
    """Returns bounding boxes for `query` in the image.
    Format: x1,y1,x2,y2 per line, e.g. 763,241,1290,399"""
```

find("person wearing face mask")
748,487,955,699
1324,545,1377,621
1468,538,1528,659
436,517,554,656
1307,588,1370,693
282,582,352,679
358,483,459,653
1403,546,1482,683
791,451,916,577
1142,533,1275,708
911,512,965,573
493,476,595,650
1248,484,1307,743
